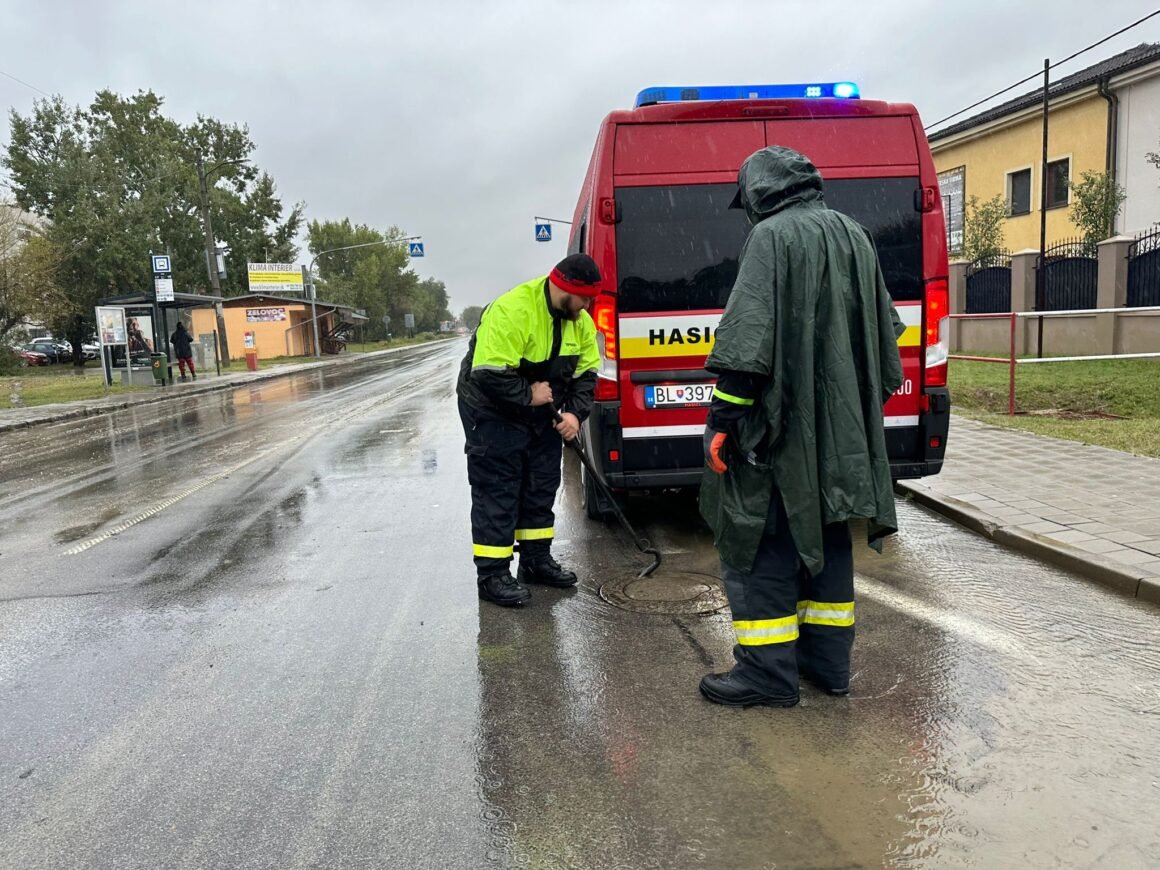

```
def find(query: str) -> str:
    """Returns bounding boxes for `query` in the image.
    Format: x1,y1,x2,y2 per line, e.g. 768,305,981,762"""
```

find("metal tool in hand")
551,406,662,578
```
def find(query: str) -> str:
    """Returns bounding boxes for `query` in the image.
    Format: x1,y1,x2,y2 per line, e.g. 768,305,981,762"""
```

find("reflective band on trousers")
797,600,855,627
712,386,755,406
473,543,514,559
733,616,800,646
514,527,554,541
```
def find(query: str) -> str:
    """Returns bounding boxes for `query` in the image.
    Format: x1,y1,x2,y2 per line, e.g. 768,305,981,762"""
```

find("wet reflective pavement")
2,340,1158,869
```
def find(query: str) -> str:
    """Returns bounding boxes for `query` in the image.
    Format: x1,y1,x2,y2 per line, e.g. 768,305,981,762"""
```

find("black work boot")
179,375,188,382
517,554,577,588
799,668,850,696
191,371,197,381
699,670,799,708
478,572,531,607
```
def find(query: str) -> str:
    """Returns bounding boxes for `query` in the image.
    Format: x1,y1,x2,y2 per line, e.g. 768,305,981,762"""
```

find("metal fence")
1037,238,1098,311
1128,227,1160,308
965,251,1012,313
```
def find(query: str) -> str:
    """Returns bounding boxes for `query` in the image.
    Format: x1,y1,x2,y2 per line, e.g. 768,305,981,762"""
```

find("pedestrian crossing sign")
535,223,552,242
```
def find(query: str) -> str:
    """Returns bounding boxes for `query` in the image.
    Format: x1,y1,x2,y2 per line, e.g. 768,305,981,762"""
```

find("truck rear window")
615,178,923,312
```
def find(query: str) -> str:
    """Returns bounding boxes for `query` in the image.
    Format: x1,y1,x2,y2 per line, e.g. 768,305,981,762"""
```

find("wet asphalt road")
1,340,1159,869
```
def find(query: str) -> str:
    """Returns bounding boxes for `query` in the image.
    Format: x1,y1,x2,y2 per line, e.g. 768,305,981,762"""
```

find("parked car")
81,342,100,360
24,341,64,364
28,338,72,363
11,345,49,366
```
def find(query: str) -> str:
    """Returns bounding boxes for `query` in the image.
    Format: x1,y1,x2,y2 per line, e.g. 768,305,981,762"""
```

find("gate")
1037,238,1097,311
965,252,1012,313
1128,228,1160,308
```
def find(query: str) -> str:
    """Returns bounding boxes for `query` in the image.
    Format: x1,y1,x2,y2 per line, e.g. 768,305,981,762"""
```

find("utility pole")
1037,58,1050,359
197,154,231,365
302,264,319,357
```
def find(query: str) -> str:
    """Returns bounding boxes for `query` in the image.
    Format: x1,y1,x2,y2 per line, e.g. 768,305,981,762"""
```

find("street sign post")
149,253,175,384
535,223,552,242
408,242,425,258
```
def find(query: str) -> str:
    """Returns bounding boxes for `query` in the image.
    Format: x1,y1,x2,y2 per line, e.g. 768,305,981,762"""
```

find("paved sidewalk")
899,416,1160,604
0,338,457,434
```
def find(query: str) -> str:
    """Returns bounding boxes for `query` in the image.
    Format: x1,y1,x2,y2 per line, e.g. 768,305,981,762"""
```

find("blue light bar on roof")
634,82,860,107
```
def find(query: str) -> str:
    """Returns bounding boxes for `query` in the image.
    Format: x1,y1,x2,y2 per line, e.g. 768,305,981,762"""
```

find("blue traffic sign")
151,254,171,274
408,242,425,258
535,223,552,242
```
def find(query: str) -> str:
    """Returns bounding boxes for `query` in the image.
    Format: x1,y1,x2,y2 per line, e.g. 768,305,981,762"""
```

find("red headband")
550,266,601,298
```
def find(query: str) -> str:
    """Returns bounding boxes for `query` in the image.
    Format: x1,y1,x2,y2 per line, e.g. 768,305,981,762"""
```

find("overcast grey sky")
4,0,1160,312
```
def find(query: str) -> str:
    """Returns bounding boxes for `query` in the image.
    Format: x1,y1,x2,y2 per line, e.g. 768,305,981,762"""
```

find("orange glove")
705,430,728,475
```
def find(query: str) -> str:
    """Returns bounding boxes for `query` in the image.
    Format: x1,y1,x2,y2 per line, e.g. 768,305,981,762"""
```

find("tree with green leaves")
306,219,416,339
962,194,1007,263
1069,170,1126,252
3,90,303,365
0,204,64,340
405,278,452,333
306,219,453,338
460,305,483,330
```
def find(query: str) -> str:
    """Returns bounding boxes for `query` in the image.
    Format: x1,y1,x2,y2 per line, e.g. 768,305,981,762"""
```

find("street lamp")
307,235,423,358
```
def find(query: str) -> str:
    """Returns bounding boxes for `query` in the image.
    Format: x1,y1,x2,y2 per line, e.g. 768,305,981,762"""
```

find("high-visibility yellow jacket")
457,276,600,425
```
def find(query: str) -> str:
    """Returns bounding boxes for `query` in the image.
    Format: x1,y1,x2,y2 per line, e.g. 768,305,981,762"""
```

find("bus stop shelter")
96,291,224,386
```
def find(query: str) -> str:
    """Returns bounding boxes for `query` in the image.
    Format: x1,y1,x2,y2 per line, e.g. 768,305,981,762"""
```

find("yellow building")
190,293,368,360
930,43,1160,256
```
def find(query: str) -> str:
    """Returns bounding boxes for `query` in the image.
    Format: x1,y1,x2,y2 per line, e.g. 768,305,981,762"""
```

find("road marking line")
856,575,1025,657
63,450,274,555
61,357,443,557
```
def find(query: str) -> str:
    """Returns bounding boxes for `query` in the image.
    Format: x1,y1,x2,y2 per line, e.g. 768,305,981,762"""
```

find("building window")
1046,158,1070,209
938,166,965,255
1008,168,1032,216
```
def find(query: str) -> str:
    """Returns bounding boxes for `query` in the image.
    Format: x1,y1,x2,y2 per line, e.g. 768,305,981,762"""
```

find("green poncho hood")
701,146,905,575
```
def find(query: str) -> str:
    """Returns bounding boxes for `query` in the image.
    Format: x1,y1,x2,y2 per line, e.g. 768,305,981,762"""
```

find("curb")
897,482,1159,605
0,338,459,435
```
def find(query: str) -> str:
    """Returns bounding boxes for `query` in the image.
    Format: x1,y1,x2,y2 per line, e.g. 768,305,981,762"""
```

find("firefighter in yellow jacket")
457,254,602,607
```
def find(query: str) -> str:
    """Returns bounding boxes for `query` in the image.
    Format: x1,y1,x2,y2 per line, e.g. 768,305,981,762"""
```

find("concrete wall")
1115,70,1160,235
949,238,1160,358
957,318,1016,356
1117,310,1160,353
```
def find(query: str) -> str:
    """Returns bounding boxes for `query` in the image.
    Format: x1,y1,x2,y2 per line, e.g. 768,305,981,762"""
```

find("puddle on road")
469,485,1160,867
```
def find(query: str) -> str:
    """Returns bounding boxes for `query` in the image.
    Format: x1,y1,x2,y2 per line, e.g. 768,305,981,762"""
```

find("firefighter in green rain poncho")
699,146,905,708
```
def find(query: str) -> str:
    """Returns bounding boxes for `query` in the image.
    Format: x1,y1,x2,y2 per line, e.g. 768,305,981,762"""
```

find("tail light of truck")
924,278,949,388
592,293,620,400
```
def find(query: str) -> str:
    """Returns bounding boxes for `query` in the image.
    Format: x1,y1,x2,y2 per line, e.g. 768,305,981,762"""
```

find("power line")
0,68,52,99
926,8,1160,131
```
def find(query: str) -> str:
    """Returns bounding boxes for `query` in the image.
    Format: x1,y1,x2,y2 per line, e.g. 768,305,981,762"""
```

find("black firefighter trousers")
721,495,855,703
460,399,562,579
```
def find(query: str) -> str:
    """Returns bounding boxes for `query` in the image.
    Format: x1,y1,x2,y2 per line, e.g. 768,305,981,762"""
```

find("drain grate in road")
599,571,727,616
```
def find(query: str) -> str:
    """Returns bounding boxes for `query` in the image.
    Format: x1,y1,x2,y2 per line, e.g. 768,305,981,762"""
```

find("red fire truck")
565,83,950,518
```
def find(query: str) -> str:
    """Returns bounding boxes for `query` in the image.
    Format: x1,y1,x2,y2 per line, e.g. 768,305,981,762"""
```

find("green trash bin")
150,353,167,385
